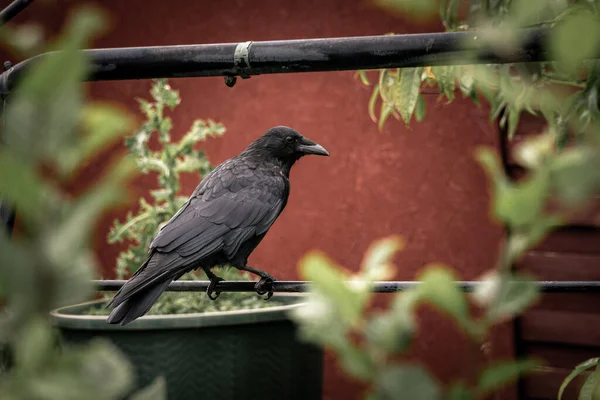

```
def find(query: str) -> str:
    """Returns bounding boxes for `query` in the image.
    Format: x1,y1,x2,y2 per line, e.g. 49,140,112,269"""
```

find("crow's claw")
206,276,224,301
255,276,275,300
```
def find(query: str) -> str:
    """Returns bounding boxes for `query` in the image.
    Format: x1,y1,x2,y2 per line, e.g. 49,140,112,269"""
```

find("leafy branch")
107,79,225,279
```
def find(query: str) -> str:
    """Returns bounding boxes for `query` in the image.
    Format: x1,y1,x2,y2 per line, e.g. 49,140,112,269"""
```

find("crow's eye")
285,136,294,143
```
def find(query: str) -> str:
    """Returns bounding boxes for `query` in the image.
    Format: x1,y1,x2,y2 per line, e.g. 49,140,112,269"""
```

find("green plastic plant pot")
50,294,323,400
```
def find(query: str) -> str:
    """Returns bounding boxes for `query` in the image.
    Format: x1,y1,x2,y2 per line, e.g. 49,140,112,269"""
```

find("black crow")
106,126,329,325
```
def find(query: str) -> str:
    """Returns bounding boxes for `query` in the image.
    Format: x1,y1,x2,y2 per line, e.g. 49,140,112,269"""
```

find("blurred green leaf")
300,252,366,325
338,343,376,381
0,149,45,224
365,288,421,354
550,7,600,75
361,235,403,281
55,103,134,176
4,7,106,165
478,359,540,394
559,358,599,400
487,273,540,322
509,0,552,26
46,156,135,266
476,148,550,228
417,266,474,333
14,317,55,374
505,215,564,263
366,311,413,354
550,148,600,207
375,365,442,400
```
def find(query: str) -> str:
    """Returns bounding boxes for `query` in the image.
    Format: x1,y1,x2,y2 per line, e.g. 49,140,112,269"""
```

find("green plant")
0,6,164,399
93,79,281,315
292,0,600,399
107,78,225,279
291,237,541,400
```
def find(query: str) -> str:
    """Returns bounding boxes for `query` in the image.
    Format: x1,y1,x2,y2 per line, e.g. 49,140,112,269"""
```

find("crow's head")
246,126,329,163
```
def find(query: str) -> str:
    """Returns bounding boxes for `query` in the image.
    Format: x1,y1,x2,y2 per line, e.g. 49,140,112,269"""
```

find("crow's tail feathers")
106,278,173,326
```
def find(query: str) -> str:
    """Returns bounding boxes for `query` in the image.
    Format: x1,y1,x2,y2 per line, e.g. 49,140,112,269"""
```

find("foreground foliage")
294,0,600,399
0,6,166,399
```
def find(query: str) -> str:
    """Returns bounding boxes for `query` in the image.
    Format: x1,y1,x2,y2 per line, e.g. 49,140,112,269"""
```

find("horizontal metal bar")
0,27,552,94
0,0,35,26
94,280,600,293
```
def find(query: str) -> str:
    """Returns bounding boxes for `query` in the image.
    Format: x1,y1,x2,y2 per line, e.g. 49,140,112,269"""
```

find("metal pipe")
93,280,600,293
0,0,35,26
0,27,552,94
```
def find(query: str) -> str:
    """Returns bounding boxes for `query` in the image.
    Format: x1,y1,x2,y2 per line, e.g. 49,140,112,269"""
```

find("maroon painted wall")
5,0,513,398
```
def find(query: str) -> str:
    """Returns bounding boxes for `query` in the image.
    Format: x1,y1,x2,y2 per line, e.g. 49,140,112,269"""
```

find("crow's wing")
150,157,288,260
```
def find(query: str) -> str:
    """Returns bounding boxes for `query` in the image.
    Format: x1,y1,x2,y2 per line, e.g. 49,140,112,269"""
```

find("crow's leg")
238,265,276,300
203,267,224,301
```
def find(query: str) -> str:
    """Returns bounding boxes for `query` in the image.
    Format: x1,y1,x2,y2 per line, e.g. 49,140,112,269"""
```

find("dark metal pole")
0,0,35,26
0,27,552,94
93,280,600,293
0,61,15,236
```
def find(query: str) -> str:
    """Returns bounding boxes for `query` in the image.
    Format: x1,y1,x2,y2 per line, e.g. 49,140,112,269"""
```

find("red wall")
6,0,513,398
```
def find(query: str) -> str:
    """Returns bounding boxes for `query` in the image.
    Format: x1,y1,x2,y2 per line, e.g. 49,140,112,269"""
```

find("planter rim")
49,293,308,331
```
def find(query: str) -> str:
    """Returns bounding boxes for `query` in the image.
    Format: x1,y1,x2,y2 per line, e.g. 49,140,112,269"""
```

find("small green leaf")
559,358,600,400
415,94,426,122
368,85,381,123
478,359,540,394
578,360,600,400
395,67,424,125
376,365,442,400
379,104,394,131
357,70,371,86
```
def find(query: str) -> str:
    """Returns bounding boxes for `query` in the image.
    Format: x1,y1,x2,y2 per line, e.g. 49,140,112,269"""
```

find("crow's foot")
255,276,275,300
206,275,224,301
236,265,276,300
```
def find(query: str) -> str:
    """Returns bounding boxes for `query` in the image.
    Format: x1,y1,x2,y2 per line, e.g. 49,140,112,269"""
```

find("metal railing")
94,280,600,293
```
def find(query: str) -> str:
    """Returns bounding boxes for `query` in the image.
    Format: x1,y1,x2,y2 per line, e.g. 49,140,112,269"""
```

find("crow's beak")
297,137,330,156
